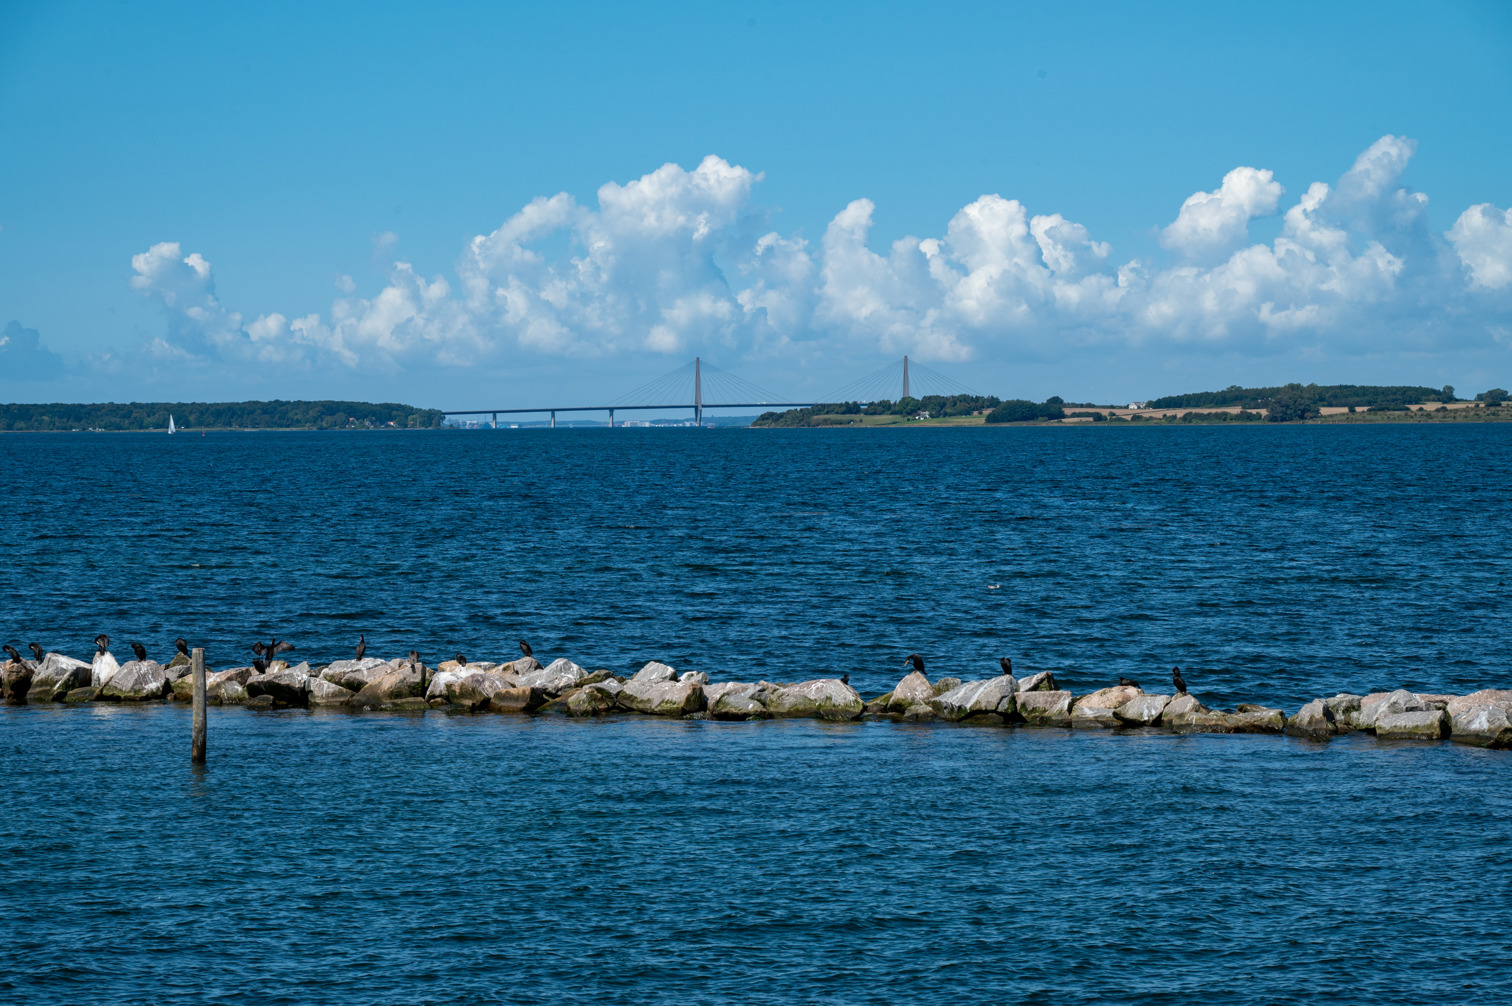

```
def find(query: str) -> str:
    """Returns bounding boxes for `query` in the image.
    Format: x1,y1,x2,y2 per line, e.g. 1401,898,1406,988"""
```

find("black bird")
253,656,268,673
130,642,147,662
1117,676,1140,688
1172,666,1187,694
270,640,295,658
3,644,22,665
518,640,533,658
251,641,268,658
841,673,850,685
902,653,925,674
175,638,189,657
354,634,366,661
407,649,421,667
1000,656,1013,676
94,634,110,655
454,652,467,667
29,642,44,663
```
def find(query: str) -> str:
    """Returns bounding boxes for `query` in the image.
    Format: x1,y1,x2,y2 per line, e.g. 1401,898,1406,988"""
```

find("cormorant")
407,649,420,667
253,657,268,673
1117,676,1140,688
29,642,44,663
1172,667,1187,694
95,634,110,655
1000,656,1013,676
841,673,850,685
251,641,267,658
902,653,925,674
270,640,295,658
454,652,467,667
175,638,189,657
3,644,22,665
518,640,533,658
130,642,147,662
354,634,366,660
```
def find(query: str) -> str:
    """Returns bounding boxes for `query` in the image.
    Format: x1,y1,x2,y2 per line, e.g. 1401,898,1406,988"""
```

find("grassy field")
752,406,1512,427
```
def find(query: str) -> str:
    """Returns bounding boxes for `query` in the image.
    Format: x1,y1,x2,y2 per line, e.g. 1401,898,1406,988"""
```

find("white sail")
169,414,176,434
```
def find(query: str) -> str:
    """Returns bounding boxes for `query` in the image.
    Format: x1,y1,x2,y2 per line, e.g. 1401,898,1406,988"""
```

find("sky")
2,0,1511,410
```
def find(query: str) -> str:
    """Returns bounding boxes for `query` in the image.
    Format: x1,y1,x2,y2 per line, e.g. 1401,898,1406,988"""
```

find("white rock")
1113,693,1171,727
929,677,1017,721
91,651,121,689
765,679,864,721
630,661,679,684
516,658,588,695
887,671,934,712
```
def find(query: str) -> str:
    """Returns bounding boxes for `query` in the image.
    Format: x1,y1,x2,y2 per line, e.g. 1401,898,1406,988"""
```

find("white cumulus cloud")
1160,166,1284,261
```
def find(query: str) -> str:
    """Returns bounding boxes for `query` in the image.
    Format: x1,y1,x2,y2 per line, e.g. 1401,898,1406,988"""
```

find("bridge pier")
608,408,614,428
492,412,498,430
550,410,556,429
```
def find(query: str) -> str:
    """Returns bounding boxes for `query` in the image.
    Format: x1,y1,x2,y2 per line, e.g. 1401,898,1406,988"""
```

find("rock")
1446,689,1512,722
1016,671,1059,692
439,672,512,711
678,670,709,686
1227,708,1286,734
516,658,588,695
210,667,257,687
171,674,197,702
487,686,548,714
1376,709,1449,741
1324,693,1363,729
932,676,963,696
245,694,276,710
26,653,92,702
900,703,939,722
617,678,707,717
1356,689,1425,731
1447,703,1512,748
508,656,543,675
1168,710,1237,734
1162,693,1208,720
2,660,35,704
765,679,864,721
1016,690,1073,727
164,658,195,682
101,660,169,702
308,678,355,707
1113,693,1171,727
245,663,312,707
353,670,420,706
1285,699,1339,739
630,661,678,684
319,658,393,691
567,682,621,717
887,671,934,712
707,682,768,720
64,686,101,703
960,712,1006,727
91,651,121,689
929,677,1017,722
1413,693,1455,710
1071,685,1142,728
206,671,249,704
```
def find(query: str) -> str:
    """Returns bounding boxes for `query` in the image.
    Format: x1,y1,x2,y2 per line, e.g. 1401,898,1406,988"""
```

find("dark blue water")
4,427,1512,1003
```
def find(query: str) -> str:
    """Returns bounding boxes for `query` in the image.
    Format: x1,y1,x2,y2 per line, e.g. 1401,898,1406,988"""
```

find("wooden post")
191,647,207,764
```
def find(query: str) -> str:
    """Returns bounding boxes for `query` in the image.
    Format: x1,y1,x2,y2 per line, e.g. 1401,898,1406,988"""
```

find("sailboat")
168,415,176,435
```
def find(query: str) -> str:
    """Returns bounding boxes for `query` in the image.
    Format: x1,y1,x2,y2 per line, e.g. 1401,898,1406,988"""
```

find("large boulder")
515,658,588,695
1447,702,1512,748
1113,693,1171,727
930,677,1017,722
353,670,421,706
308,678,355,707
245,663,312,707
320,658,394,691
886,671,934,712
707,682,768,720
1325,693,1364,730
1285,699,1339,739
567,680,622,717
1227,707,1286,734
1071,686,1142,728
629,661,678,684
932,677,963,696
1446,689,1512,728
1376,709,1449,741
206,668,251,705
1016,690,1073,727
1162,693,1207,721
765,679,864,721
1016,671,1059,693
437,672,512,711
101,660,169,702
91,651,121,689
2,660,34,704
28,653,92,702
617,678,707,717
1356,689,1425,731
487,686,548,713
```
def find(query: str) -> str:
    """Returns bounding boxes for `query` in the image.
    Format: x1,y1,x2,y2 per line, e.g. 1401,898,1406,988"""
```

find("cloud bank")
127,137,1512,373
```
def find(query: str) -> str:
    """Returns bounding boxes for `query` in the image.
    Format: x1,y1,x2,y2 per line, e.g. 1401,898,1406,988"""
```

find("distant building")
1128,401,1149,410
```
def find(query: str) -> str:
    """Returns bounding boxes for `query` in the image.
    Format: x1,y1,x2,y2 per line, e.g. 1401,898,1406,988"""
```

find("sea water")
2,426,1510,1003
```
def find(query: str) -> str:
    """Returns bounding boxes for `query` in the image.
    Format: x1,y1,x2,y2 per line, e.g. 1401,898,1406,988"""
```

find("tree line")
0,400,445,432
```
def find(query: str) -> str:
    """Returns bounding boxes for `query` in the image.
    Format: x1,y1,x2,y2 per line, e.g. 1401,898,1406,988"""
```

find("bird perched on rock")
271,640,295,658
407,649,421,667
902,653,925,674
252,657,268,673
251,641,267,658
94,634,110,655
454,652,467,667
518,640,533,658
2,644,26,667
1172,667,1187,694
841,673,850,685
1118,676,1140,688
28,642,44,663
1000,657,1013,676
130,642,147,662
354,634,366,661
175,638,189,657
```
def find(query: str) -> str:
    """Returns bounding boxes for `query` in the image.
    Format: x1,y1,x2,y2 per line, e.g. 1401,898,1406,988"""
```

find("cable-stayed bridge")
444,356,976,427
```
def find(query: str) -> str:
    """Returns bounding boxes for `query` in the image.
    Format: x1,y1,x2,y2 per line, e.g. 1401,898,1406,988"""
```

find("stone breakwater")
3,652,1510,749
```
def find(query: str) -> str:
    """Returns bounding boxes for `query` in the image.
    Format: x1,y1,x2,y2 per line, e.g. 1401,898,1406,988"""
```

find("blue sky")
2,0,1510,408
